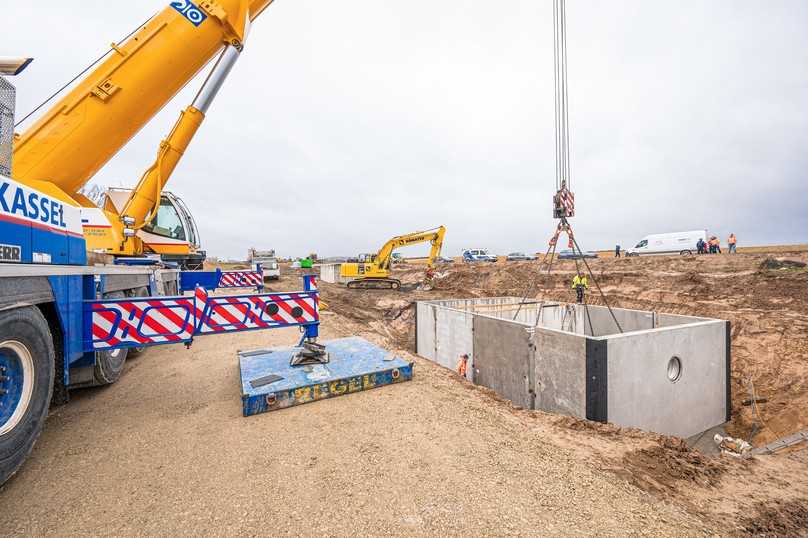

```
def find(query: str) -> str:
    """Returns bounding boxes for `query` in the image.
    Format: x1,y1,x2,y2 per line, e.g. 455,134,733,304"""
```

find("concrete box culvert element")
320,263,347,284
415,297,730,438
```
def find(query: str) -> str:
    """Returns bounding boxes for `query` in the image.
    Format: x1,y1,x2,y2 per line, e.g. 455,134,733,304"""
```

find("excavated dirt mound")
620,437,729,495
759,257,808,270
741,499,808,537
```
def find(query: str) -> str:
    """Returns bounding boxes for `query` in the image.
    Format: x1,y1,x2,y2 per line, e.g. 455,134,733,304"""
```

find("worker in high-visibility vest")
571,272,588,304
728,233,737,254
457,354,469,377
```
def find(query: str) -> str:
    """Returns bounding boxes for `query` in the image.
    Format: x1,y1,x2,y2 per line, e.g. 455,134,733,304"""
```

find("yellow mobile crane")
340,226,446,290
12,0,274,261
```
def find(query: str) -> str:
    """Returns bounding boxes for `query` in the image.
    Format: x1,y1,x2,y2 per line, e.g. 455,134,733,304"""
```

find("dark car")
557,249,598,260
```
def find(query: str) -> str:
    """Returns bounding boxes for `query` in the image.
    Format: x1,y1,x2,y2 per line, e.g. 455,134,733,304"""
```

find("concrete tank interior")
416,297,730,438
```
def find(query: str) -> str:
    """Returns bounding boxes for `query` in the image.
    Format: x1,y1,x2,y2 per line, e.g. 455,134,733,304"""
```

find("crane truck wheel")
0,307,55,486
93,292,129,385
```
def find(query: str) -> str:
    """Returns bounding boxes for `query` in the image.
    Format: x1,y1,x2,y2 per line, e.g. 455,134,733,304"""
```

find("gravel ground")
0,316,712,536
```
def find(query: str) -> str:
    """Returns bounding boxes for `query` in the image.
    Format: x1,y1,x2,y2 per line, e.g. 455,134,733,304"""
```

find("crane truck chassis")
0,169,412,486
0,172,327,485
0,1,415,486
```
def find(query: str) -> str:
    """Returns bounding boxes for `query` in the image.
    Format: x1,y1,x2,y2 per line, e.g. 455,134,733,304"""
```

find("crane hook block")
553,188,575,219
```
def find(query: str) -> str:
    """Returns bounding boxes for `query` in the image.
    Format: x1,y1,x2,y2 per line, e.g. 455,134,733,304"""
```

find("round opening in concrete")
667,356,682,383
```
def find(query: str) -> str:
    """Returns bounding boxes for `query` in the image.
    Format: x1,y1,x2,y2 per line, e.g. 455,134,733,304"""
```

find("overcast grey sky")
8,1,808,259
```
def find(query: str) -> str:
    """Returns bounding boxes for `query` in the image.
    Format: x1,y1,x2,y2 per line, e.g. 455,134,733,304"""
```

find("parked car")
626,230,707,257
462,248,498,262
435,256,454,264
506,252,535,261
557,249,598,260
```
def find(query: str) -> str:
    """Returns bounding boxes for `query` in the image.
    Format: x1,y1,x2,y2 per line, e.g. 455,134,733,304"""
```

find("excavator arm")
375,226,446,271
341,226,446,290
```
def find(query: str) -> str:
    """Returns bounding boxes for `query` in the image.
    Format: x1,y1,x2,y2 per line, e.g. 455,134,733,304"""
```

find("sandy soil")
2,252,808,536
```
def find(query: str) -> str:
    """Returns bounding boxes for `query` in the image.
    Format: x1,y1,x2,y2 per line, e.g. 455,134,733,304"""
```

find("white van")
626,230,707,257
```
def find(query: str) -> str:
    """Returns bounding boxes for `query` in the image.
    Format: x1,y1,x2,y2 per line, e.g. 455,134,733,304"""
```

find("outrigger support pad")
290,340,330,366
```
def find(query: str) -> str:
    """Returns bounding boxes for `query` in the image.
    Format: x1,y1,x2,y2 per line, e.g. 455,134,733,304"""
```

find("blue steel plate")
239,337,413,417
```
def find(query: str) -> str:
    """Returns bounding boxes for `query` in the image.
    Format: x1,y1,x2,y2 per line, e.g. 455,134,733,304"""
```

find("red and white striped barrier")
90,298,196,348
86,286,319,350
195,287,318,334
218,270,263,289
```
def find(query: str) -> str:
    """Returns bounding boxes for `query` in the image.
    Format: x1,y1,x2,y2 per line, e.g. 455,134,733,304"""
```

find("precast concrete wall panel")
416,302,437,361
414,297,729,438
533,327,588,417
584,305,654,336
435,307,475,380
656,312,712,328
472,316,533,408
319,263,342,284
606,321,728,438
533,304,585,334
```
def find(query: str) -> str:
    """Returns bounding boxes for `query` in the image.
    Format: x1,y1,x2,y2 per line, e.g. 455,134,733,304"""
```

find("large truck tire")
0,307,55,486
93,291,129,385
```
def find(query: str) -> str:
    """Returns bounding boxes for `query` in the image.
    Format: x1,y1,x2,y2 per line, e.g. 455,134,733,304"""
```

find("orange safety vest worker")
457,354,469,377
728,234,737,245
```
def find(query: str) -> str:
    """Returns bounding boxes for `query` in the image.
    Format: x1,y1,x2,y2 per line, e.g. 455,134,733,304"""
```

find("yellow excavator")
340,226,446,290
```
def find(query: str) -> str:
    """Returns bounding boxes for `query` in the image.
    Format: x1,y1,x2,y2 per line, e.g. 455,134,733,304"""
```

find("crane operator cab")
100,188,205,269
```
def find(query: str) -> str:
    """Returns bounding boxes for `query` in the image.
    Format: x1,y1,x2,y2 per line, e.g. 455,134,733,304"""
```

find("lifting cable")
553,0,572,194
513,0,623,335
15,16,153,128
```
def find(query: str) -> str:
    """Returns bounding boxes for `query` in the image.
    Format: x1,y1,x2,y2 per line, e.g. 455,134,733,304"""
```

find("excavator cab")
357,253,376,263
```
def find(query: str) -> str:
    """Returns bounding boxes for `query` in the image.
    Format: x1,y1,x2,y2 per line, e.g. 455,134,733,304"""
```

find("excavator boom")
375,227,447,271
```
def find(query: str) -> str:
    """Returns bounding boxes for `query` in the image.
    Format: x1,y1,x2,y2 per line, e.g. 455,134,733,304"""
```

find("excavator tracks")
347,278,402,290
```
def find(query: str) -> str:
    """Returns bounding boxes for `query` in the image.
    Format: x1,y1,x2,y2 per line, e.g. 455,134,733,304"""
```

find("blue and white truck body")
0,175,86,265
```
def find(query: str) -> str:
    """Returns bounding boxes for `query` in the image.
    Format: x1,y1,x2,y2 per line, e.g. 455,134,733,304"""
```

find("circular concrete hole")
667,356,682,383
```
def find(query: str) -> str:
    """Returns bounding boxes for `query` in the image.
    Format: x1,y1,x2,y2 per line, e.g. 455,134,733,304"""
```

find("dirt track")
2,252,808,536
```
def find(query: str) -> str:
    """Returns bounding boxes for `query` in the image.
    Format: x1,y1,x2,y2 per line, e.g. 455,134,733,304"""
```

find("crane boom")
12,0,272,199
